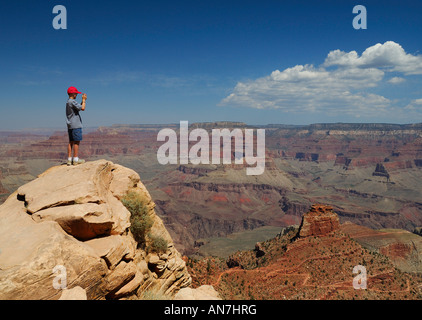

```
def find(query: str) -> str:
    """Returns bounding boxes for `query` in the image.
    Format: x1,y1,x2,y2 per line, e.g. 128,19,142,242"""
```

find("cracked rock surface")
0,160,192,300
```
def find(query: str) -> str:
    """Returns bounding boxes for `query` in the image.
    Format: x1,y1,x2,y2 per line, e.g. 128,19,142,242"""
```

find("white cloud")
220,62,388,117
388,77,406,84
404,98,422,111
220,41,422,119
323,41,422,75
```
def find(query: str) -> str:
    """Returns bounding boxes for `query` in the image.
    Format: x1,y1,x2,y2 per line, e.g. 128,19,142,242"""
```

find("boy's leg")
68,141,74,158
67,129,74,165
72,142,85,165
67,141,74,165
73,141,80,158
71,128,85,165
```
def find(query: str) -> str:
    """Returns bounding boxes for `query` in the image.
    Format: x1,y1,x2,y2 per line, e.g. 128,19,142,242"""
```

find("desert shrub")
121,191,153,245
147,233,168,254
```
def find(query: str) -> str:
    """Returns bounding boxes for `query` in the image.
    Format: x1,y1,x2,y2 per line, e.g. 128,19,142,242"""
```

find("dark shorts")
68,128,83,142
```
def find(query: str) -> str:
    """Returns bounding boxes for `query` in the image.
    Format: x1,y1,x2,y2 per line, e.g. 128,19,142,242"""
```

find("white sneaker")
72,159,85,165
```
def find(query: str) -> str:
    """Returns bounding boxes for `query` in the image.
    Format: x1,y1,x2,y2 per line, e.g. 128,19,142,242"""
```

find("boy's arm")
81,93,87,111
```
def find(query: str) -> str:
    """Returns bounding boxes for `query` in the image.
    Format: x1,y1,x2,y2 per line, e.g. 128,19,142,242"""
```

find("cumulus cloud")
405,98,422,110
220,41,422,119
388,77,406,84
323,41,422,75
220,62,388,117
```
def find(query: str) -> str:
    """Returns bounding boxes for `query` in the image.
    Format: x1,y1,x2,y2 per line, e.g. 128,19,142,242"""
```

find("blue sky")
1,0,422,130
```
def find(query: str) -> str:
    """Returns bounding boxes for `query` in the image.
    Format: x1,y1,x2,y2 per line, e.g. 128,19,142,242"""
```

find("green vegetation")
148,233,168,254
121,191,153,245
121,191,168,253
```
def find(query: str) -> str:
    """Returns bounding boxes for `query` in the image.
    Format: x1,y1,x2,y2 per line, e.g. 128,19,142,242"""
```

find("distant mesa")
372,163,390,181
298,204,340,238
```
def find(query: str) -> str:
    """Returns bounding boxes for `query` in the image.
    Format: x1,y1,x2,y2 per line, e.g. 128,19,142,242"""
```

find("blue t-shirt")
66,98,83,129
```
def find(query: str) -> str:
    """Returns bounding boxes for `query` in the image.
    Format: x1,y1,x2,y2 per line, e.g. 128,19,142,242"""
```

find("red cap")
67,86,82,94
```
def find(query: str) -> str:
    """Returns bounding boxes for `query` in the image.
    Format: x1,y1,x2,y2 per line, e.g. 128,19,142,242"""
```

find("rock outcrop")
0,160,193,300
174,285,221,300
59,286,87,300
298,204,340,238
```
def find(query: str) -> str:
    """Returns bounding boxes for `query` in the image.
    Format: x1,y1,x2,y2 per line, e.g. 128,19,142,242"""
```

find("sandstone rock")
85,235,135,269
148,253,168,274
109,164,141,199
17,162,108,214
0,192,108,300
59,286,87,300
105,192,131,235
174,285,221,300
17,160,130,236
298,204,340,238
32,203,114,240
0,160,191,300
160,253,169,261
137,251,191,297
113,271,144,299
148,253,161,265
166,257,177,271
105,261,137,294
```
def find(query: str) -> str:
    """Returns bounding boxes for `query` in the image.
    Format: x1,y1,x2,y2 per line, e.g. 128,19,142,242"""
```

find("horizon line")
1,121,422,133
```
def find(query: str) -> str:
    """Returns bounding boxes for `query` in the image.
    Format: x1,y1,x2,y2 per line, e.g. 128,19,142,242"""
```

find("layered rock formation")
298,204,340,238
340,221,422,273
188,204,422,300
0,160,194,300
1,122,422,256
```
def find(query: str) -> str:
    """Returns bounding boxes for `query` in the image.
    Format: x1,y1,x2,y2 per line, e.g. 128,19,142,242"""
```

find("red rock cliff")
298,204,340,237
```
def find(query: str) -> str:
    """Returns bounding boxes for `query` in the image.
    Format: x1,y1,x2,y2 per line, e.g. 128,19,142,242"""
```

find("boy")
66,86,87,165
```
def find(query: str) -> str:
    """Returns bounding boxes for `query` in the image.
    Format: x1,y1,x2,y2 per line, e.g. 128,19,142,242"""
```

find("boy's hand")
81,93,87,111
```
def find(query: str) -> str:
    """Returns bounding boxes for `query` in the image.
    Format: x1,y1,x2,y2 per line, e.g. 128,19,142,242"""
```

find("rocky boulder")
174,285,221,300
0,160,193,300
298,204,340,238
59,286,87,300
